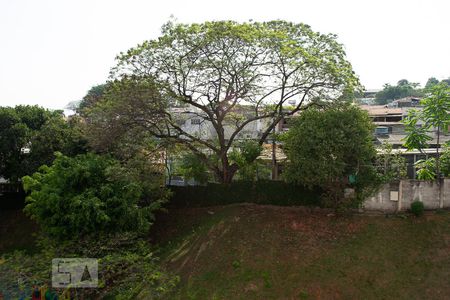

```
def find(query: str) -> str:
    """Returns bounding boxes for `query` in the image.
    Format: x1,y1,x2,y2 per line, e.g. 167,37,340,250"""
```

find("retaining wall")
363,179,450,212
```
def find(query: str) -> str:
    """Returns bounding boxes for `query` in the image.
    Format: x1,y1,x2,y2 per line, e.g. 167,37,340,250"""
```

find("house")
377,148,444,179
361,104,450,148
361,105,407,145
170,105,272,141
389,96,421,108
361,103,450,178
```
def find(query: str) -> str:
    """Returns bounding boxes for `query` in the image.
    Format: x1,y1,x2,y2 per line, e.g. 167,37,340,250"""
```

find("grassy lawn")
153,204,450,299
3,205,450,299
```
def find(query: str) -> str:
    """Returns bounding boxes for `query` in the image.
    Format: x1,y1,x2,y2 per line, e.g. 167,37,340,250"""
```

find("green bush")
282,103,378,210
22,152,169,239
0,233,178,299
410,200,425,217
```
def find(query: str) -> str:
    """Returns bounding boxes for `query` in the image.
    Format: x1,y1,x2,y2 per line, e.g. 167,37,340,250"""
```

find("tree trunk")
217,166,238,184
271,127,278,180
216,156,238,184
164,149,172,185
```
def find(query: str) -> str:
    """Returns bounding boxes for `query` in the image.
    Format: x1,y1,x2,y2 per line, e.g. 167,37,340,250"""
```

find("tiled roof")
257,143,287,161
361,105,403,116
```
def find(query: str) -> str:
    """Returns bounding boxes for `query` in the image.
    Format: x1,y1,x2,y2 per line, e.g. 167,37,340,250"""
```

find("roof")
376,148,444,155
361,105,403,116
364,89,382,94
257,143,287,161
392,96,421,104
376,134,450,145
373,122,405,126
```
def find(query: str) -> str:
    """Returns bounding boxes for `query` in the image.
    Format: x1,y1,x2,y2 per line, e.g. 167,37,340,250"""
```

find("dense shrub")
0,234,177,299
411,200,425,217
282,103,378,210
168,180,322,208
22,152,169,239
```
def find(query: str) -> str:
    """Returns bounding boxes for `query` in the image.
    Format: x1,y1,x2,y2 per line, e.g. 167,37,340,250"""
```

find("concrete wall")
363,179,450,212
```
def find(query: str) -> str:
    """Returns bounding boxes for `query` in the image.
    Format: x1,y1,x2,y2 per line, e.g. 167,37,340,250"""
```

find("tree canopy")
403,82,450,180
425,77,450,91
77,83,109,115
425,77,440,90
283,104,377,209
0,105,86,182
375,79,424,105
88,20,360,183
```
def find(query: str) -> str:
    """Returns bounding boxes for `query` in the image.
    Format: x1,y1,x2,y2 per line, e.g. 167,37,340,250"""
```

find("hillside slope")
152,204,450,299
0,210,37,254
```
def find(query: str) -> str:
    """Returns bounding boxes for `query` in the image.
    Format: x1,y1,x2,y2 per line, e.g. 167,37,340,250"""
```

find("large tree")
77,83,109,115
94,20,359,183
0,105,86,183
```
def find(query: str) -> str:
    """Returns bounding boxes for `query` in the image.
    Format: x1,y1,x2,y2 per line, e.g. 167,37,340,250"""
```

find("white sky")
1,0,449,109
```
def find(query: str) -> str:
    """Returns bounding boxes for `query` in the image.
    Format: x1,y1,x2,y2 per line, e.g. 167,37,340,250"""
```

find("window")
375,127,389,135
191,118,201,125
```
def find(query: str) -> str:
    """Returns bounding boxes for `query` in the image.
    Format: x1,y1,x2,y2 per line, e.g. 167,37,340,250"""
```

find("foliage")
0,105,87,182
168,181,322,207
83,77,167,156
178,152,211,184
22,153,169,239
170,140,267,184
414,158,436,180
234,140,262,164
283,103,377,209
0,234,178,299
425,77,440,90
375,79,424,105
403,110,433,150
410,200,425,217
98,20,360,183
375,142,407,182
229,140,265,181
441,145,450,177
233,160,271,181
0,107,28,181
77,83,108,115
414,146,450,180
403,83,450,180
421,83,450,132
82,78,171,185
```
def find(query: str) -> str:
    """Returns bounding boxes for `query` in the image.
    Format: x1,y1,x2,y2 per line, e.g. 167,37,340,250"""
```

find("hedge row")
0,191,26,209
167,180,322,208
0,181,322,210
